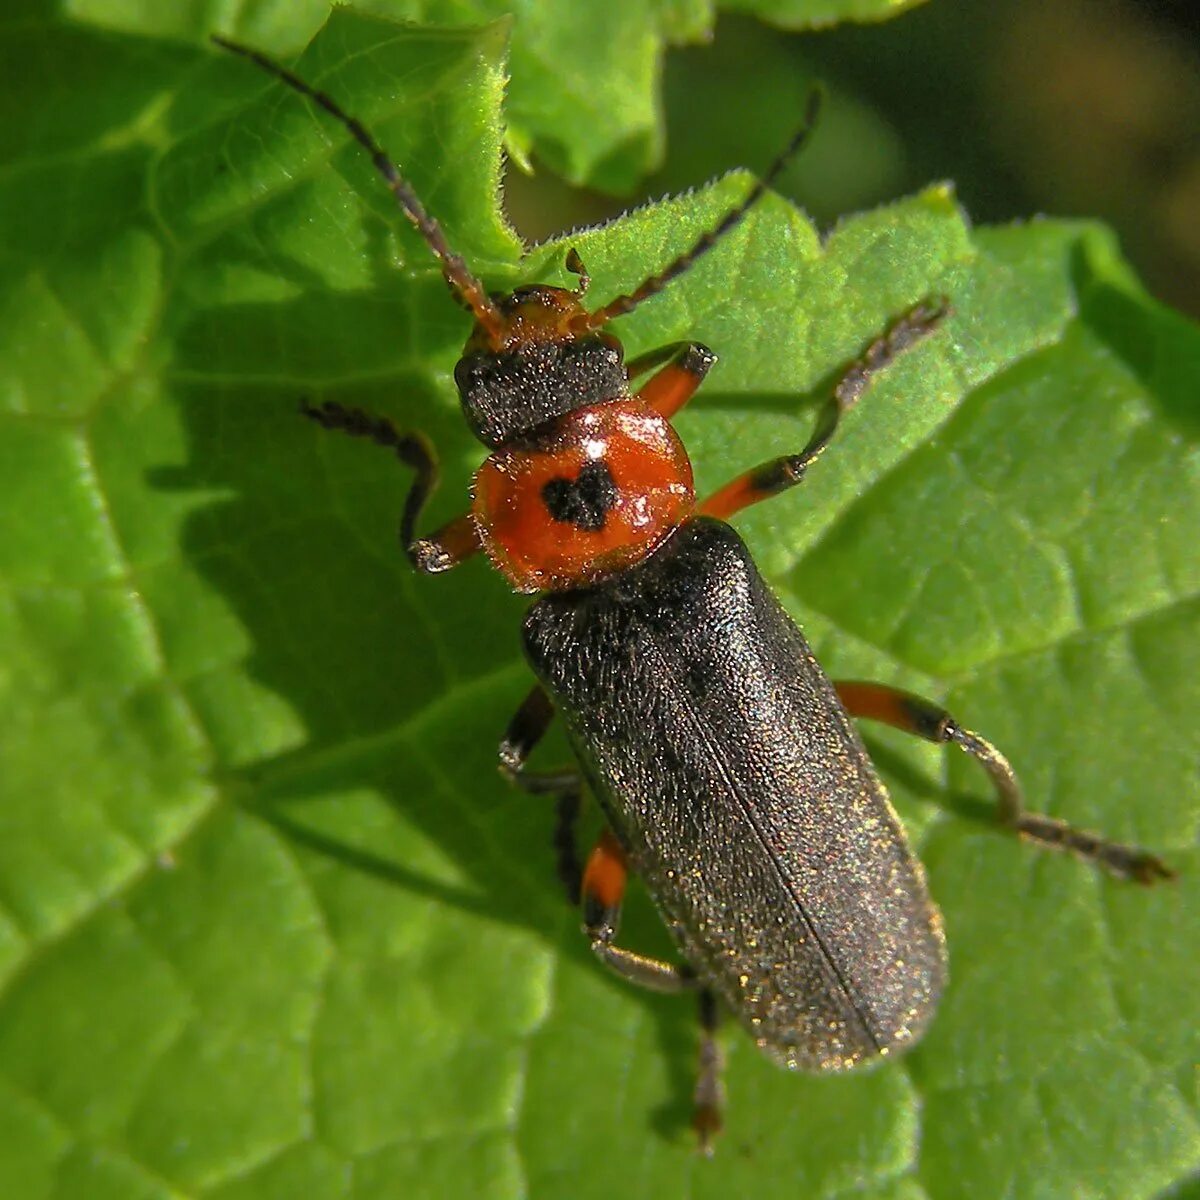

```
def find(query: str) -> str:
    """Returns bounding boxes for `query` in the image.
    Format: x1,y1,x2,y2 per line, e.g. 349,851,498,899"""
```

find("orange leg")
301,399,481,572
836,680,1174,884
417,513,481,573
580,828,723,1153
501,684,724,1149
700,301,947,520
581,829,689,987
581,829,629,939
630,342,717,420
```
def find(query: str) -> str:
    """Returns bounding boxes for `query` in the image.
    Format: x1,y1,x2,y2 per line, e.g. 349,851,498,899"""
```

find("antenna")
211,34,505,347
585,88,823,329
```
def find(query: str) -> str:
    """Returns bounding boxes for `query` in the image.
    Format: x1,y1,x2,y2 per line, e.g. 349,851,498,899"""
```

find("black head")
453,285,626,447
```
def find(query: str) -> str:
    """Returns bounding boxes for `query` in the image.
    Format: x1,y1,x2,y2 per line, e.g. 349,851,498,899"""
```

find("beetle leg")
503,696,723,1148
498,684,584,901
834,680,1175,884
583,830,693,991
498,683,554,776
509,772,583,906
629,342,717,419
692,987,724,1156
582,830,724,1149
699,300,947,520
301,399,481,573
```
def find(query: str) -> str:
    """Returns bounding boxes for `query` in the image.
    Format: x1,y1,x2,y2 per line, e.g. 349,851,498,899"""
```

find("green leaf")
52,0,926,190
720,0,926,25
0,10,1196,1200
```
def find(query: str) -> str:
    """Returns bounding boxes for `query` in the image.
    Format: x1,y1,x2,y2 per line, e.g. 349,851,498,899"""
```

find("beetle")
213,34,1175,1151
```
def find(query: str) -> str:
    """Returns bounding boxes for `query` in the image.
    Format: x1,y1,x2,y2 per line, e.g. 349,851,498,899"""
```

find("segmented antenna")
211,34,505,347
585,88,824,330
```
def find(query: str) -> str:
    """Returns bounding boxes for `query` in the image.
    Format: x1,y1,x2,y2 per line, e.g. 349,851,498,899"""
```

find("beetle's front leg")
629,341,717,419
301,399,481,573
835,680,1175,884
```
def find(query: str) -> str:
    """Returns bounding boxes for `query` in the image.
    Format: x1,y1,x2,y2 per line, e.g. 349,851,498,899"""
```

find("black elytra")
524,517,945,1068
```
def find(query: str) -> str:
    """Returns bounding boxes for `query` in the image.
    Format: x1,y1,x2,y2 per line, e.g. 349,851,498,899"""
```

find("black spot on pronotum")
542,460,620,531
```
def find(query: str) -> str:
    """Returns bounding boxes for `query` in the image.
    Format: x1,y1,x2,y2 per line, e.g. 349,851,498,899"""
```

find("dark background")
506,0,1200,320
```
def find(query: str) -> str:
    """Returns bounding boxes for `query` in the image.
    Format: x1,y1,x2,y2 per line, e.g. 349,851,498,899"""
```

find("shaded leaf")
52,0,928,188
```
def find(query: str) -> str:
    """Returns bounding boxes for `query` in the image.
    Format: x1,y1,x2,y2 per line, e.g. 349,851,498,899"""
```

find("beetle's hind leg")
835,680,1175,883
581,829,726,1152
692,987,724,1155
506,742,730,1149
301,400,481,573
581,830,692,990
501,683,727,1148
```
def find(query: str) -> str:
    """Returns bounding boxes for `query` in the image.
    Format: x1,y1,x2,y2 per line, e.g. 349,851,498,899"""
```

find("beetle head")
211,35,820,448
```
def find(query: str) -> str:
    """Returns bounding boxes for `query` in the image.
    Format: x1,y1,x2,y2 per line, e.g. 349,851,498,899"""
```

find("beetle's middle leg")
699,300,947,520
499,683,584,901
301,399,481,573
834,680,1175,884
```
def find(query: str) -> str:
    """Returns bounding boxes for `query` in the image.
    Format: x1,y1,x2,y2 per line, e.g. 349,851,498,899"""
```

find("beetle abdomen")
524,516,947,1070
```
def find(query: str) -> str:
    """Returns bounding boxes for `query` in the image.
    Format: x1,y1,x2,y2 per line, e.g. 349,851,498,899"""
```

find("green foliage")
0,7,1196,1200
51,0,925,190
